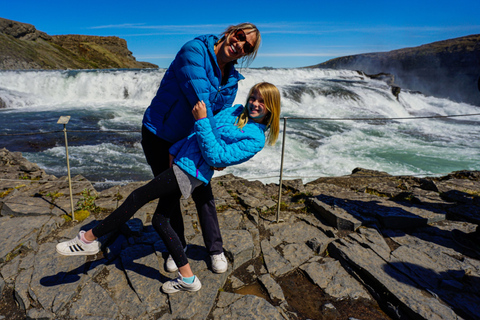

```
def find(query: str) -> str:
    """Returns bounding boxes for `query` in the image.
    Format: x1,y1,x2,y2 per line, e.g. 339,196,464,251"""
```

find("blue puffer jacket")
142,34,245,143
169,105,266,184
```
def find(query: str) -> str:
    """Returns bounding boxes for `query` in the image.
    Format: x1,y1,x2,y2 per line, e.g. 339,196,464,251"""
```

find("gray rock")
14,267,33,310
0,215,51,262
215,291,244,308
354,227,391,260
301,258,371,300
213,294,284,320
267,219,329,248
260,239,294,277
26,308,56,319
0,275,4,294
306,236,332,255
30,242,90,313
1,153,479,320
100,260,146,318
229,275,245,290
169,267,228,320
298,213,337,237
281,179,305,193
246,208,259,225
1,254,20,283
2,196,54,216
38,216,64,240
237,193,263,208
248,227,261,258
387,242,480,319
69,281,120,319
223,230,254,269
280,242,314,268
218,208,243,230
120,244,167,313
329,236,462,320
157,313,175,320
258,273,286,303
309,197,362,231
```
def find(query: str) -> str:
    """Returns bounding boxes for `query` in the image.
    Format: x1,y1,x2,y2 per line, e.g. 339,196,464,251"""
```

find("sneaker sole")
161,282,202,294
56,246,100,256
212,266,228,274
165,265,178,272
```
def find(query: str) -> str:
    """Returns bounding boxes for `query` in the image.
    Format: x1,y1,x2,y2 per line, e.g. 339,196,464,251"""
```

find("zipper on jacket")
214,86,221,102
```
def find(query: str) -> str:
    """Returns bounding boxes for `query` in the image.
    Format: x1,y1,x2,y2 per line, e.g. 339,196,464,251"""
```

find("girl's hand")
192,100,207,120
169,154,175,168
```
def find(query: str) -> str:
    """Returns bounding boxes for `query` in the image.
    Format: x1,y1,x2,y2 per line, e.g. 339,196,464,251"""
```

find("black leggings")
141,125,223,255
91,168,189,268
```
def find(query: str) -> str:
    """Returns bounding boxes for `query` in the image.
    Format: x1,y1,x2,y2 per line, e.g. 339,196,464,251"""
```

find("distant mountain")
0,17,158,70
310,34,480,106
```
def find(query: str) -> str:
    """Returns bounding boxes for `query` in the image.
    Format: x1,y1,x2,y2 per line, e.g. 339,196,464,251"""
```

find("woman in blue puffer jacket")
56,82,281,294
141,23,261,275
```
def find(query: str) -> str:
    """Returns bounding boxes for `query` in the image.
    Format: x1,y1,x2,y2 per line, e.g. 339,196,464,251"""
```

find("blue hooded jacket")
169,105,266,184
142,34,245,143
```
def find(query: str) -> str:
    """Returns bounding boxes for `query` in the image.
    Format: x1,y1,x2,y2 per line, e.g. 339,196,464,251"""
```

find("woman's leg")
192,183,224,254
151,193,190,274
141,126,187,249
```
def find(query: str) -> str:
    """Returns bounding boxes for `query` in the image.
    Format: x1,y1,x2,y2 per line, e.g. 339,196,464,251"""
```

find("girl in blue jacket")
56,82,281,294
142,23,261,275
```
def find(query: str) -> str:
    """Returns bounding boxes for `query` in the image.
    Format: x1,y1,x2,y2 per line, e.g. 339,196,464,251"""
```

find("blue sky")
3,0,480,68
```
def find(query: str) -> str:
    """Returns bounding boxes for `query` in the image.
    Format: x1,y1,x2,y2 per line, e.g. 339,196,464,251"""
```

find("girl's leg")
57,168,182,256
151,188,202,293
91,168,180,239
151,192,190,272
152,194,202,293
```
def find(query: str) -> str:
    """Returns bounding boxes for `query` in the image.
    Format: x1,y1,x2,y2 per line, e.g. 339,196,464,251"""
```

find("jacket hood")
194,34,219,59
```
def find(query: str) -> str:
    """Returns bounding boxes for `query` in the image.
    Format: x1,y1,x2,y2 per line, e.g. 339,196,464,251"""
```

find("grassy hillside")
0,17,158,70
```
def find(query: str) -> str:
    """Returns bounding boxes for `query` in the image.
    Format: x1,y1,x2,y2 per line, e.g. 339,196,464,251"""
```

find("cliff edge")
0,17,158,70
310,34,480,106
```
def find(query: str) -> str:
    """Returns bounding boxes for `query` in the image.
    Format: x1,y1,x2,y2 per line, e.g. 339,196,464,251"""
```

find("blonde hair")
236,82,281,146
219,22,261,66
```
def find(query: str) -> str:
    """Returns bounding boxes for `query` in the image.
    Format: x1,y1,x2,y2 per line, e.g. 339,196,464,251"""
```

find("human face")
216,28,257,66
247,90,269,124
231,29,255,54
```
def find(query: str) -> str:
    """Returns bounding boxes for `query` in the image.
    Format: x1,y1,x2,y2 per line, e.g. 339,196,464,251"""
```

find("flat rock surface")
1,149,479,320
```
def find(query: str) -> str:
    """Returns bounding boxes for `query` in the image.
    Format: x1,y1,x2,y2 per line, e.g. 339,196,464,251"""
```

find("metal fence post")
57,116,76,221
276,117,287,223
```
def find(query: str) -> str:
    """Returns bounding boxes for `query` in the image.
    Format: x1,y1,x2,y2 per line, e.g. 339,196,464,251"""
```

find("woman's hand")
192,100,207,120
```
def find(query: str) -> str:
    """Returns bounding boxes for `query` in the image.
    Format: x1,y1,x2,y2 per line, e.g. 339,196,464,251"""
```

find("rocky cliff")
311,34,480,106
1,148,480,319
0,17,158,70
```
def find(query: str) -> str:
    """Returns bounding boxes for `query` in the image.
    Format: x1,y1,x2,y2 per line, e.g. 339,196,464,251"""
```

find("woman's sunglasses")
232,29,255,54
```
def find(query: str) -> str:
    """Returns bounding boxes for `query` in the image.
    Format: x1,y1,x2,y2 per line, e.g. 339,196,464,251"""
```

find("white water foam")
1,68,479,185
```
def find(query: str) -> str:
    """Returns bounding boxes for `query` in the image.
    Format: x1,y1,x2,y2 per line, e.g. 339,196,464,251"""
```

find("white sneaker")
162,273,202,294
211,252,228,273
165,246,187,272
56,230,100,256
